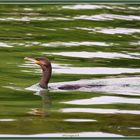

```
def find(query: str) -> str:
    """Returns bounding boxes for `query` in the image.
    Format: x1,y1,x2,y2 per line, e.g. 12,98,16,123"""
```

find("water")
0,4,140,137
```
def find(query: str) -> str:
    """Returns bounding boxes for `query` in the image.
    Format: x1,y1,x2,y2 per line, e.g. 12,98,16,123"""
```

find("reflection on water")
130,127,140,130
0,17,71,22
28,90,51,117
76,27,140,35
53,67,140,74
62,96,140,105
1,14,140,22
0,42,13,48
0,119,16,122
61,108,140,115
41,41,111,47
94,28,140,35
46,51,140,59
62,4,140,10
74,14,140,21
64,119,97,122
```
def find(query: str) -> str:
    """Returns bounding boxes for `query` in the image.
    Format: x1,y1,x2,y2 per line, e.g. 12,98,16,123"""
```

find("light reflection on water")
76,27,140,34
74,14,140,21
61,108,140,115
46,51,140,59
0,119,16,122
62,4,140,10
64,119,97,122
61,96,140,105
41,41,111,47
52,67,140,75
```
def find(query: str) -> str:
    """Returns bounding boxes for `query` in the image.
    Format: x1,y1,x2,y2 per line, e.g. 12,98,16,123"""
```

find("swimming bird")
24,57,52,116
24,57,87,90
24,57,52,89
24,57,140,96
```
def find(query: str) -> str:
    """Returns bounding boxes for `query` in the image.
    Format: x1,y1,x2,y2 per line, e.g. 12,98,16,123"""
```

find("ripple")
0,119,16,122
0,17,71,22
76,27,140,34
128,6,140,10
74,14,140,21
62,96,140,105
64,119,97,122
46,51,139,59
62,5,112,10
129,127,140,130
53,67,140,75
10,40,112,48
23,8,33,11
41,41,111,47
3,86,22,91
77,27,140,35
130,41,140,46
96,28,140,35
0,42,13,48
61,108,140,114
62,4,140,11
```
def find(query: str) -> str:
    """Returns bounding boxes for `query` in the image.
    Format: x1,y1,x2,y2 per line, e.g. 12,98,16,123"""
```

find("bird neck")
39,64,52,89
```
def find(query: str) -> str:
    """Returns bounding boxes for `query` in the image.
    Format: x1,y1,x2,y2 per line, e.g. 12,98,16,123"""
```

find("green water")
0,4,140,137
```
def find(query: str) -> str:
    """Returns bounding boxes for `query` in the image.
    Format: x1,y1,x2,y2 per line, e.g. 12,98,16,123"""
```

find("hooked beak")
24,57,41,65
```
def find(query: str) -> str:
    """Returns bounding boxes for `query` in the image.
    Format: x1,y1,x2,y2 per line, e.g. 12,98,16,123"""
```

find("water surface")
0,4,140,137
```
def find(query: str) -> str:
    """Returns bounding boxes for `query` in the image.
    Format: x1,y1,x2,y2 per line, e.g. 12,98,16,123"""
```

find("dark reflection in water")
29,90,51,117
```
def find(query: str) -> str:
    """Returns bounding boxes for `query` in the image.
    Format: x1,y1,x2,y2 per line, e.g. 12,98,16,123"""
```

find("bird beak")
24,57,41,65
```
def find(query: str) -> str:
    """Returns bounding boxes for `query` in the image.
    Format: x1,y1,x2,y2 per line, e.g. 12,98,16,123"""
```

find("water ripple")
62,4,140,11
46,51,140,59
74,14,140,21
76,27,140,35
41,41,111,47
0,42,13,48
52,67,140,75
64,119,97,122
61,108,140,115
62,96,140,105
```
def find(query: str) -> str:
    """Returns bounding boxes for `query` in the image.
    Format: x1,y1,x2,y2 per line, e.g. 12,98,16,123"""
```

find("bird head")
24,57,51,70
24,57,52,88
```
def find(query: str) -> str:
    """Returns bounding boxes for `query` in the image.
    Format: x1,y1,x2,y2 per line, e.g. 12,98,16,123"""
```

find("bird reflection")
29,90,51,117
